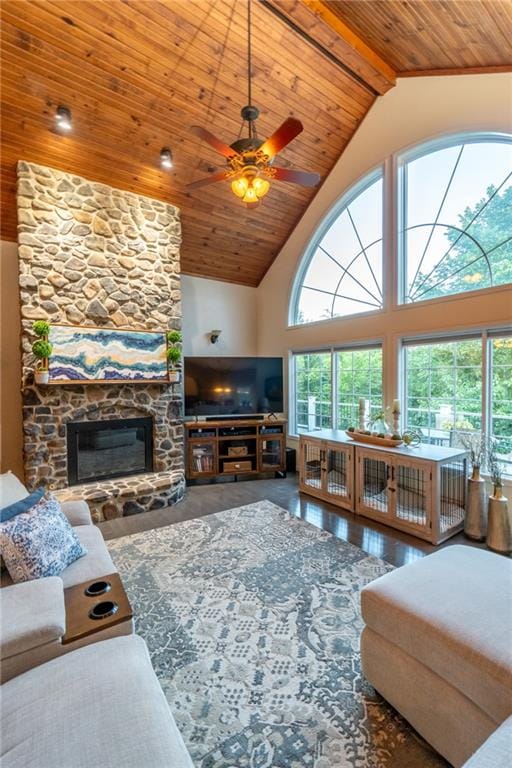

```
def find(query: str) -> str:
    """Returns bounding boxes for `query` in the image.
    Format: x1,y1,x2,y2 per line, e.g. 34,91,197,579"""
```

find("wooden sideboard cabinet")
185,419,286,482
299,431,468,544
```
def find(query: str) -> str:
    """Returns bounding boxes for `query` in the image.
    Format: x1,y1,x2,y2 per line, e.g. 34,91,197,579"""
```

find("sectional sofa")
0,474,192,767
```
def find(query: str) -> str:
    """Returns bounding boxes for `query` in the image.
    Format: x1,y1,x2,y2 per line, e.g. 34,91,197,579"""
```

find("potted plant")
460,431,487,541
166,330,182,383
32,320,52,385
486,439,511,554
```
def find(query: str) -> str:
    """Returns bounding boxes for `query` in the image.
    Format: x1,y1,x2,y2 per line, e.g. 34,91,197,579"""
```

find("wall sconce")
209,330,222,344
55,105,72,132
160,147,173,170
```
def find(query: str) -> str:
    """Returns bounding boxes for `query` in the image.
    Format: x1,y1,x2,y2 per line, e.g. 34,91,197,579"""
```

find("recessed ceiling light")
55,105,72,132
160,147,173,170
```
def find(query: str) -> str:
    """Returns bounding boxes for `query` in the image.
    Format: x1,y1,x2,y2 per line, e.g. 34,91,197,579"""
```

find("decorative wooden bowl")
345,430,403,448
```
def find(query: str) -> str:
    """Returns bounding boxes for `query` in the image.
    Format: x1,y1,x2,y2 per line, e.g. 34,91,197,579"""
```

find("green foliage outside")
412,185,512,300
294,184,512,469
295,349,383,432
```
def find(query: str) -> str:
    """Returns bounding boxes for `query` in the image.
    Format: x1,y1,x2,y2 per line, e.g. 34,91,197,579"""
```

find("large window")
292,346,382,434
290,133,511,326
293,171,383,325
403,331,512,473
336,347,383,428
403,338,482,442
401,138,512,303
491,335,512,473
293,352,332,433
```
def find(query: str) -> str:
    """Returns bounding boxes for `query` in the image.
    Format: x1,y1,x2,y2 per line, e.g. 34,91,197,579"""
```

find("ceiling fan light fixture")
243,185,259,205
252,177,270,199
186,1,319,202
231,177,249,198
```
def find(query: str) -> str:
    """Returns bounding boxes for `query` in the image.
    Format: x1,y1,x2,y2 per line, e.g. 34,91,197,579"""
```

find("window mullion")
482,331,490,463
331,348,337,430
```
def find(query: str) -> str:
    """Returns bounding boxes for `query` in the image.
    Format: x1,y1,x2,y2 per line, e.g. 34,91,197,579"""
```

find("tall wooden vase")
464,467,487,541
486,486,511,555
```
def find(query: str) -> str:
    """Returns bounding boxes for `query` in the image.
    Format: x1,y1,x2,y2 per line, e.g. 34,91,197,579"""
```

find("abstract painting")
48,325,168,383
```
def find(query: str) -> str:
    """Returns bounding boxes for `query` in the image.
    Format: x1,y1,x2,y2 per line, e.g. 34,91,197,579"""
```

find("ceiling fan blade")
187,170,232,191
259,118,303,158
271,167,320,187
191,125,236,158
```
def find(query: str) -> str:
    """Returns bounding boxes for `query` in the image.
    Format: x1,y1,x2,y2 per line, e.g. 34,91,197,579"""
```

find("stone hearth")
54,470,185,523
17,161,185,521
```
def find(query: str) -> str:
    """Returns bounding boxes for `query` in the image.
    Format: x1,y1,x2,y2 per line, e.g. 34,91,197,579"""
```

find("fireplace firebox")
67,417,153,486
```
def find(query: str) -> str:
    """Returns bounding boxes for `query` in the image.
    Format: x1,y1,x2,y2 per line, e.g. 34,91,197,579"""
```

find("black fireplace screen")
67,417,153,486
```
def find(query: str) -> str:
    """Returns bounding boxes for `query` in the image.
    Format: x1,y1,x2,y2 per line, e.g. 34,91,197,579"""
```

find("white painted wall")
181,274,257,356
256,74,512,441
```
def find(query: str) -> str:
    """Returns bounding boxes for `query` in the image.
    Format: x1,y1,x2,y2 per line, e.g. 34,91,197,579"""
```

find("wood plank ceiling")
1,1,511,286
325,0,512,74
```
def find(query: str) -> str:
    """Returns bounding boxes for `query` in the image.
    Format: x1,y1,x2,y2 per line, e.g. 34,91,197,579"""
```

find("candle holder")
392,400,401,436
358,399,367,431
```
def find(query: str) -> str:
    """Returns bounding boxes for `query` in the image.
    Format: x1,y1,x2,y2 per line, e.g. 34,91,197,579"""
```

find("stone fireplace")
67,416,154,486
17,161,185,521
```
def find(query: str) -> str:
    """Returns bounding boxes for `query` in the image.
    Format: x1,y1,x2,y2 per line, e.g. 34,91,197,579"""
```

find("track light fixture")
55,105,72,132
160,147,173,170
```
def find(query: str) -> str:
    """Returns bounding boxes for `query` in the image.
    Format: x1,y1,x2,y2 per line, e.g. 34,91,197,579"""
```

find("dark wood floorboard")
99,474,486,567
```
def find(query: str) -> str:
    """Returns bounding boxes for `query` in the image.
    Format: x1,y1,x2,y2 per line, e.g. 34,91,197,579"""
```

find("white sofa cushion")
59,524,116,588
60,500,92,527
0,576,66,683
361,545,512,724
0,576,65,658
0,471,28,509
1,635,194,768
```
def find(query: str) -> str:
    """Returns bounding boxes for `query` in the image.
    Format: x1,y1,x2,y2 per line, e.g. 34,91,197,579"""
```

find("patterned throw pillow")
0,494,87,583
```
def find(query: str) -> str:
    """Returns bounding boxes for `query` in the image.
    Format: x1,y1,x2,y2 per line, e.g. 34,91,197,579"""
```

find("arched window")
291,170,383,325
400,135,512,303
290,133,511,327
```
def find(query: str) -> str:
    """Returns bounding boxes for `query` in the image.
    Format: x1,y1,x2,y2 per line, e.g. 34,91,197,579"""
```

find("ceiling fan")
187,0,321,208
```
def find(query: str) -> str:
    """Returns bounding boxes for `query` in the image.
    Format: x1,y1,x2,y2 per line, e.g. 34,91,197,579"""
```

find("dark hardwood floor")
99,474,484,567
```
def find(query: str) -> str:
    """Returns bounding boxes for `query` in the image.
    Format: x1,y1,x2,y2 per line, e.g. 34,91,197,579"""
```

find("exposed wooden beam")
398,65,512,78
262,0,396,96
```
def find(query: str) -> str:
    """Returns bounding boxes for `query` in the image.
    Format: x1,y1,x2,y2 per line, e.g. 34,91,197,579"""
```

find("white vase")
34,370,49,385
168,369,180,384
465,475,487,541
486,487,511,555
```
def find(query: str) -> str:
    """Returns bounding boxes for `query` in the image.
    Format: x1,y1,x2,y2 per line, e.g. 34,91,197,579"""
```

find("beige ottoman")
360,545,512,767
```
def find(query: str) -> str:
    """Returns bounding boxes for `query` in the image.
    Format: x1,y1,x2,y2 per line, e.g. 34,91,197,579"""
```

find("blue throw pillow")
0,487,45,522
0,494,87,583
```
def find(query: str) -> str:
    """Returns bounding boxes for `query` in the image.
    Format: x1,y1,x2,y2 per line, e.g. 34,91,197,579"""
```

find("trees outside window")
291,134,511,326
292,346,383,434
402,332,512,472
402,139,512,303
294,352,332,434
293,172,383,325
403,339,482,443
491,336,512,473
336,348,383,427
289,133,511,473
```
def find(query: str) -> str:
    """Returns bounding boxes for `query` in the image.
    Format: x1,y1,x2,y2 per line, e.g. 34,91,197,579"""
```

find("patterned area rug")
108,500,447,767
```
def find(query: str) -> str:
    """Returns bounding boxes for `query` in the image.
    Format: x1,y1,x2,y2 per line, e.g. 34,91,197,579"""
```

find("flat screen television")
184,357,283,417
